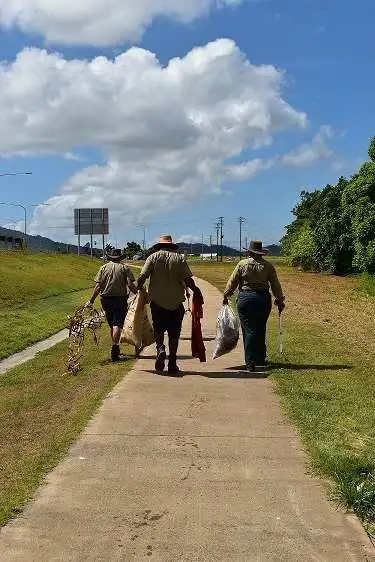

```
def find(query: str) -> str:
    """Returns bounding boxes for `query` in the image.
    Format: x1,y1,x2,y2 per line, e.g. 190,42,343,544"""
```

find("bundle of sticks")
66,305,103,375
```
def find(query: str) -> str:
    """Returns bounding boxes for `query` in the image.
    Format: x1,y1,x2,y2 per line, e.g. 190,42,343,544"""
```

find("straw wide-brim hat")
243,240,269,256
106,248,125,261
153,235,178,251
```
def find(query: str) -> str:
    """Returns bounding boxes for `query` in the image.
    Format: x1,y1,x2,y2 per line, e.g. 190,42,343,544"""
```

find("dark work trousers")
237,290,272,367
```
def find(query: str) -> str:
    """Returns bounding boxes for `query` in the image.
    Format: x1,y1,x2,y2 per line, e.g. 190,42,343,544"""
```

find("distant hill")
177,242,240,257
177,242,282,257
178,242,281,257
0,226,102,256
0,226,81,253
0,225,282,257
265,244,282,256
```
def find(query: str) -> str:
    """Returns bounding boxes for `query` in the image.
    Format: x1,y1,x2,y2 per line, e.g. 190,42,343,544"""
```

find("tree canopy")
282,136,375,274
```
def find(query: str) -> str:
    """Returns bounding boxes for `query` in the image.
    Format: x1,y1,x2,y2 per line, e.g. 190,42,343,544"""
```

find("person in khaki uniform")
86,249,136,362
223,241,285,372
137,235,199,375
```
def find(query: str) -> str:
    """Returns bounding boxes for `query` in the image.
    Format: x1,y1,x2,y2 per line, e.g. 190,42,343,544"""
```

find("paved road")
0,278,373,561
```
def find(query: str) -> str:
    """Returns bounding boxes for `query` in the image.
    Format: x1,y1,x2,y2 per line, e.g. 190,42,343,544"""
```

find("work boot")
168,359,182,376
155,345,167,372
111,344,120,362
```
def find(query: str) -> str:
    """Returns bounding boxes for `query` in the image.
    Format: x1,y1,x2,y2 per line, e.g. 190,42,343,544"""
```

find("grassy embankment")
192,259,375,537
0,252,137,525
0,252,101,359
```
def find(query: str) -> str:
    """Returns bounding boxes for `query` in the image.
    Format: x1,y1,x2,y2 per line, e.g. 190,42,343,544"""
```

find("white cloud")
225,157,275,180
0,0,243,46
282,125,333,167
63,152,86,162
0,40,307,237
2,221,23,232
176,235,202,244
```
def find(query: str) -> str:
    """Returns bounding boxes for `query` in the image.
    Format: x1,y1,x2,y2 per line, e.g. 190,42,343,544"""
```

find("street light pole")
0,203,26,246
0,202,48,248
0,172,32,178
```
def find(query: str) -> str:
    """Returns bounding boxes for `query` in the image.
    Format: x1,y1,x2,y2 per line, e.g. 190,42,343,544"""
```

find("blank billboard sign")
74,208,109,235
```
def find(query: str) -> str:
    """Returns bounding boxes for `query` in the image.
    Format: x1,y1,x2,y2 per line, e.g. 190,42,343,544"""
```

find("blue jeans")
237,291,272,367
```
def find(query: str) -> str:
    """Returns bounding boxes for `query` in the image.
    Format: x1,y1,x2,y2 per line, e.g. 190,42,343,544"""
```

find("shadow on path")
141,369,270,379
227,363,353,372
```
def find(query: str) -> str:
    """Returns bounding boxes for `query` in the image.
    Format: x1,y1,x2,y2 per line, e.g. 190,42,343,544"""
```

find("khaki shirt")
95,262,135,297
139,250,193,310
224,257,284,300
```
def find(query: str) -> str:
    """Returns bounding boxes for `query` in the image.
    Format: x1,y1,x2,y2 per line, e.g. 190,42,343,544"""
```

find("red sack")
191,288,206,363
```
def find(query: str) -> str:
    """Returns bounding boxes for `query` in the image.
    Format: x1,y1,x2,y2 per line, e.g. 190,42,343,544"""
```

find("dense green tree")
289,224,317,270
124,241,142,259
313,178,353,274
105,243,115,253
342,161,375,272
282,136,375,275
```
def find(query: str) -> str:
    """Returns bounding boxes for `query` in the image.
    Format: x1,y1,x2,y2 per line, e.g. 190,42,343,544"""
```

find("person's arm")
136,256,154,290
85,283,101,307
185,276,197,291
126,267,137,294
85,268,103,307
223,264,241,304
181,259,198,292
268,264,285,313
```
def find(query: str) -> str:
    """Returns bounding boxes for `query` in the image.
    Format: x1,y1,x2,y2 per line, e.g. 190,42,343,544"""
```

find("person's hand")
275,298,285,313
84,300,93,309
223,296,229,306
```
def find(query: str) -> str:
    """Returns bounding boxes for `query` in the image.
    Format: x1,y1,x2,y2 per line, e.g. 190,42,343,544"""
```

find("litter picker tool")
185,288,192,314
278,311,284,354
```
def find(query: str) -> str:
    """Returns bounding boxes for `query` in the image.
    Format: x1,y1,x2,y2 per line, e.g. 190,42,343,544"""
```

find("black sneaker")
155,346,167,372
111,345,120,362
256,364,269,373
247,362,256,372
168,361,182,376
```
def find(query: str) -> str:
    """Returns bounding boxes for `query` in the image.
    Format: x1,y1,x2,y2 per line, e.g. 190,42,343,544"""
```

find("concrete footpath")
0,278,373,561
0,329,68,375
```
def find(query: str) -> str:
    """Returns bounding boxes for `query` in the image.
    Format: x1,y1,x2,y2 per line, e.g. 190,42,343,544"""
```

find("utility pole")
238,216,245,259
218,217,224,263
210,234,213,260
142,225,146,260
201,233,204,258
215,221,220,263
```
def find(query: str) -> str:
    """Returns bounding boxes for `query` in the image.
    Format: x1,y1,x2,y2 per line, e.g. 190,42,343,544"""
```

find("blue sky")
0,0,373,249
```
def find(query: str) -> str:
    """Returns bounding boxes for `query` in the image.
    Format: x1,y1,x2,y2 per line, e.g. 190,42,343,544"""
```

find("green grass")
357,273,375,298
0,252,101,359
0,323,135,526
192,262,375,537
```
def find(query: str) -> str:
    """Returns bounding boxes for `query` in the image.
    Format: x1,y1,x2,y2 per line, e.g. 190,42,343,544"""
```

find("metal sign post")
102,209,106,260
74,208,109,258
77,209,81,256
90,209,93,260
